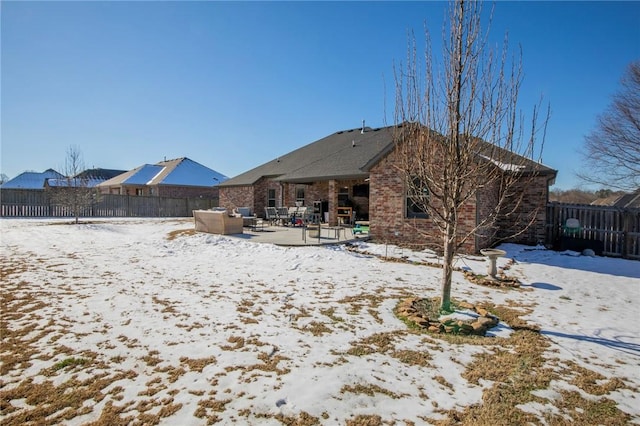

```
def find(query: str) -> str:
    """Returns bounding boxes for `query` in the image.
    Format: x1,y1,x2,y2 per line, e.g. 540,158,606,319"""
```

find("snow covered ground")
1,218,639,425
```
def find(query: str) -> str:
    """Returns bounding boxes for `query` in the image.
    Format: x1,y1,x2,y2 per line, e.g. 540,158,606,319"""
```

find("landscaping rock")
476,307,489,317
458,301,475,310
395,297,500,336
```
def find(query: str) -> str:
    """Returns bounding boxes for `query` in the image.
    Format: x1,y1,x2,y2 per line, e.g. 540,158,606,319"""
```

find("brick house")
218,124,557,253
97,157,227,198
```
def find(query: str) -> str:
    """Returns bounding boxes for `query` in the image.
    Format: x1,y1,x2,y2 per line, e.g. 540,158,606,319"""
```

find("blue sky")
2,1,639,190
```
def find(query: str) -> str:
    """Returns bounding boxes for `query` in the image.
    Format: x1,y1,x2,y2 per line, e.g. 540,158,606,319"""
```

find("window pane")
406,177,429,218
267,189,276,207
296,187,305,205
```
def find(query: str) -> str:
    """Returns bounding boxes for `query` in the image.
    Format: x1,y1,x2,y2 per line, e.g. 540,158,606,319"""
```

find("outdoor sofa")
193,209,243,235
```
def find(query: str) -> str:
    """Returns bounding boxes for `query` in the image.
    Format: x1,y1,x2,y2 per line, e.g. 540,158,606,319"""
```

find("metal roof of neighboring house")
219,124,557,187
76,168,127,180
1,169,64,189
46,168,128,188
97,158,228,188
47,177,109,188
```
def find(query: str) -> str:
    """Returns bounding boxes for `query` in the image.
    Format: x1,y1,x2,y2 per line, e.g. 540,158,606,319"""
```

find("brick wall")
369,145,550,253
371,149,483,254
475,180,501,250
219,185,254,213
494,175,550,246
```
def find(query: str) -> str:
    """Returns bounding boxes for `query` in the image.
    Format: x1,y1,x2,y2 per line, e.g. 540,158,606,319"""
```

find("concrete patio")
226,223,369,246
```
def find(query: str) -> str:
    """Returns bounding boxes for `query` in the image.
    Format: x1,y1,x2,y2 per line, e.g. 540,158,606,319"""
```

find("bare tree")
0,173,8,185
394,0,548,311
579,61,640,191
48,145,94,224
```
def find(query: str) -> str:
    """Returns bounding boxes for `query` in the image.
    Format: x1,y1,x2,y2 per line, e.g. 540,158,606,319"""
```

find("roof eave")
277,172,370,184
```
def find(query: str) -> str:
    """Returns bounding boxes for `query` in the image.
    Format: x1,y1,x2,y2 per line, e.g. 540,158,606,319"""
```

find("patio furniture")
337,206,353,225
288,206,307,226
247,217,266,231
353,221,370,234
236,207,257,227
327,226,345,240
277,207,289,220
562,218,581,236
265,207,279,225
193,210,243,235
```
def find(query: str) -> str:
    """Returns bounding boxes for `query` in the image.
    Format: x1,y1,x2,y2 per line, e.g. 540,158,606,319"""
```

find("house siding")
494,175,550,246
218,126,552,251
219,185,255,213
369,151,477,254
368,147,551,254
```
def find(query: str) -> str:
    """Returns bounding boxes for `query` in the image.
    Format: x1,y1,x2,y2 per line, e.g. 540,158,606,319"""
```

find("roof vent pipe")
361,119,365,134
352,140,355,147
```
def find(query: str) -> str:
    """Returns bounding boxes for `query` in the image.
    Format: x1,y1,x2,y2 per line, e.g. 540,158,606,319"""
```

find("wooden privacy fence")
546,202,640,259
0,189,218,218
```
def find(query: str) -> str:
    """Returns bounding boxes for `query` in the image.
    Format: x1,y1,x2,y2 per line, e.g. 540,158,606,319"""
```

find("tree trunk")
440,222,456,312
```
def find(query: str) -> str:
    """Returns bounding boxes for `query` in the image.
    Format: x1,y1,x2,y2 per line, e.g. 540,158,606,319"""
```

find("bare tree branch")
48,145,95,224
394,0,548,311
578,61,640,191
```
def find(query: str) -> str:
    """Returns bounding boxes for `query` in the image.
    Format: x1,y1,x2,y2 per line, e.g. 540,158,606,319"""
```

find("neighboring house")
591,189,640,209
46,168,127,188
1,169,64,189
97,157,228,198
218,123,557,253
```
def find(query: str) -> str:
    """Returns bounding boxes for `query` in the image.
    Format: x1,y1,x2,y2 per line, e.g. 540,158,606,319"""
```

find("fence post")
622,210,631,259
546,203,558,246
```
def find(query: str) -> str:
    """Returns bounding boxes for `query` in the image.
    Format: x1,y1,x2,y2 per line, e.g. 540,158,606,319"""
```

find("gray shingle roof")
220,124,556,187
220,126,396,186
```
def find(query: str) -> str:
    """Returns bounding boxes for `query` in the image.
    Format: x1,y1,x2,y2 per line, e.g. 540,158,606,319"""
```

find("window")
406,177,429,219
353,184,369,197
267,189,276,207
295,187,305,205
136,188,144,196
338,186,349,206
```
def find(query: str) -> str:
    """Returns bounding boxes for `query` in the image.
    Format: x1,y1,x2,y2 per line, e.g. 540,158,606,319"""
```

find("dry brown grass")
1,244,637,425
166,228,196,241
345,414,384,426
340,383,405,399
302,321,333,336
193,396,231,424
179,356,217,373
419,305,633,425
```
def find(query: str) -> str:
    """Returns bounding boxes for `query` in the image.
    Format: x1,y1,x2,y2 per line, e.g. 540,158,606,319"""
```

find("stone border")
462,270,521,288
395,298,499,336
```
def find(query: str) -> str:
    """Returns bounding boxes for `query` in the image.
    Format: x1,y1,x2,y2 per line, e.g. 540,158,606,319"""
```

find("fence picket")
0,189,217,219
546,202,640,259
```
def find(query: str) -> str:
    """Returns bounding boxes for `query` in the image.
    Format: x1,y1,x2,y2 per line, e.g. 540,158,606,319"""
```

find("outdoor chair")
236,207,257,227
288,206,306,226
273,207,288,226
562,218,581,237
264,207,279,225
353,220,370,235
